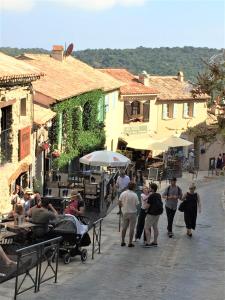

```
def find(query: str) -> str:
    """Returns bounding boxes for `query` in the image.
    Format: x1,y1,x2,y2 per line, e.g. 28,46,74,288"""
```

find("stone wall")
0,85,33,213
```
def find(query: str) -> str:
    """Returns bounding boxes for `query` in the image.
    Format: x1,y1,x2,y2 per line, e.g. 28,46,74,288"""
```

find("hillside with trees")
0,46,221,82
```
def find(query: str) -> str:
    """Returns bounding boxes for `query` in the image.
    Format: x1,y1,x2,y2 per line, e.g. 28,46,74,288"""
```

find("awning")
149,136,193,151
33,103,56,125
122,134,157,150
7,162,30,185
122,134,193,152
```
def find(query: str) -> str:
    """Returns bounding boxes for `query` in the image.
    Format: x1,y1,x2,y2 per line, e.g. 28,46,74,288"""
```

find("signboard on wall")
19,126,31,160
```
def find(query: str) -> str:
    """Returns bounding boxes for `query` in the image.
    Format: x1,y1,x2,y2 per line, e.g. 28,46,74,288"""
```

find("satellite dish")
64,43,74,57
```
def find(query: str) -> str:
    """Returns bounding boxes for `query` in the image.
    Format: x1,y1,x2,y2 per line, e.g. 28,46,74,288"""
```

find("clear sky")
0,0,224,50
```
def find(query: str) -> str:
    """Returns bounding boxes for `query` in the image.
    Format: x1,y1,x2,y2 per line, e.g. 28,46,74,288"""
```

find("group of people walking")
117,172,201,247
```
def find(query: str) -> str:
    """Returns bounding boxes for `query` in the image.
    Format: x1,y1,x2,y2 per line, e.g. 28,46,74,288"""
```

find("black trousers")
135,208,146,240
165,206,176,233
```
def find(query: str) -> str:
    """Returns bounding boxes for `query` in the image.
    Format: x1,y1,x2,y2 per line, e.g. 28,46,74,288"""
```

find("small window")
20,98,26,116
187,102,194,117
131,101,140,116
162,103,174,119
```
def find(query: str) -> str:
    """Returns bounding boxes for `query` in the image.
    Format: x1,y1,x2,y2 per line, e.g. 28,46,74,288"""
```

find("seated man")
29,198,58,238
64,190,85,217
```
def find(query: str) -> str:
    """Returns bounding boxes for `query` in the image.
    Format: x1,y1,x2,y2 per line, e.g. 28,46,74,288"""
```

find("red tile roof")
98,68,158,95
17,54,123,103
0,52,43,81
148,76,209,101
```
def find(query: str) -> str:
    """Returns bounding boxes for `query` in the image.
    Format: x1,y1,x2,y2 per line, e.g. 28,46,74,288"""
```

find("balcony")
0,129,12,164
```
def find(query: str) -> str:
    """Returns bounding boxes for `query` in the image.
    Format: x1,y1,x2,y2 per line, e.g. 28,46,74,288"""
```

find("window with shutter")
183,103,188,118
162,104,168,119
173,103,177,118
193,103,196,117
168,103,174,118
123,102,131,124
131,101,140,116
143,100,150,122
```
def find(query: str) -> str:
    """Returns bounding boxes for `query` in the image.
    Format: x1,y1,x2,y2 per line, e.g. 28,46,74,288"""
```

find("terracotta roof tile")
148,76,209,101
17,54,123,103
98,69,158,95
0,52,43,81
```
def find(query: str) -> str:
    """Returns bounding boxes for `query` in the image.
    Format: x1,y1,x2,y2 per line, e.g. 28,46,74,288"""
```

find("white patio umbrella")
79,150,131,167
149,136,193,151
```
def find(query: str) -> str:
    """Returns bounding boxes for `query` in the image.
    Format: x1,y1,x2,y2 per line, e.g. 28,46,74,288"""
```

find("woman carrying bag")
179,183,201,237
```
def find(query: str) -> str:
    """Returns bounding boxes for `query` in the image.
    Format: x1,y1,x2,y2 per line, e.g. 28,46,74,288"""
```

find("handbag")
178,201,186,212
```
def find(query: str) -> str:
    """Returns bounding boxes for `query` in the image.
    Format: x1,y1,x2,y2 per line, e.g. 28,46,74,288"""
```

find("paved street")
1,174,225,300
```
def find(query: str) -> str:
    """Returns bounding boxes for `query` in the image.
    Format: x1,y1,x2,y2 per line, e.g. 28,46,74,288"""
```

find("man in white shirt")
116,170,130,214
118,182,139,247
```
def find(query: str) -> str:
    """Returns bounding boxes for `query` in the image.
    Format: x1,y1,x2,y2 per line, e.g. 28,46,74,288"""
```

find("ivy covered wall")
50,89,105,168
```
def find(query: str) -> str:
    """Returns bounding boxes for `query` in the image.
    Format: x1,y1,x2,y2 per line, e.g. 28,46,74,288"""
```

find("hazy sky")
0,0,224,50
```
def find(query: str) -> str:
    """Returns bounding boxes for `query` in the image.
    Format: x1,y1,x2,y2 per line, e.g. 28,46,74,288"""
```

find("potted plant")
52,149,61,158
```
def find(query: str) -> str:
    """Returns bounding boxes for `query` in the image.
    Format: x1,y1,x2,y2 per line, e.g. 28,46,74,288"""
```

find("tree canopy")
0,46,221,82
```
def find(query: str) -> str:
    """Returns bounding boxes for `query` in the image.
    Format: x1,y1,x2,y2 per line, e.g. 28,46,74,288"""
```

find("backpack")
166,185,182,199
148,193,164,215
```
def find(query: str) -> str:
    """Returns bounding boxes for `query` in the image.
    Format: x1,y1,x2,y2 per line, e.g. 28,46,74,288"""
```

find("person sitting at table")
29,198,58,238
13,203,25,225
64,190,85,217
0,245,16,266
10,184,23,210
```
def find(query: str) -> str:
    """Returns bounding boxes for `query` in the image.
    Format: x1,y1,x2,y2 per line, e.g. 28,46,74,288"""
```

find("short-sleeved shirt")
162,185,182,210
64,200,85,215
116,175,130,192
119,190,139,214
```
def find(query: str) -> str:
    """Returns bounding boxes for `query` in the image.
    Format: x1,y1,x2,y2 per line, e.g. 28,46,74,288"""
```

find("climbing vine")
50,90,105,168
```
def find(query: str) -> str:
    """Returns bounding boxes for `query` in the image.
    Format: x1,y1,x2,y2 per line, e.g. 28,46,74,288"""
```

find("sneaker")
149,242,158,247
168,232,173,238
128,243,135,247
143,244,151,248
121,242,126,247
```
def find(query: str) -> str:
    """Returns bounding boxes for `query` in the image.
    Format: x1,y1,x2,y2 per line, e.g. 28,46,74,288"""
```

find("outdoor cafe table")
0,230,17,240
5,221,37,230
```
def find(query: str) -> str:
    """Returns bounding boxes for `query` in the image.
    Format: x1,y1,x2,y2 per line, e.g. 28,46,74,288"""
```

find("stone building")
0,52,42,213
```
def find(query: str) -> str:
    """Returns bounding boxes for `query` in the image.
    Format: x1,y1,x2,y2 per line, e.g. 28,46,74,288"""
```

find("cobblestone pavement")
1,172,225,300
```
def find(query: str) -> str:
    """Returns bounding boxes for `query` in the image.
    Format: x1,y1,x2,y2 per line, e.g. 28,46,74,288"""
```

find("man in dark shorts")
162,177,182,238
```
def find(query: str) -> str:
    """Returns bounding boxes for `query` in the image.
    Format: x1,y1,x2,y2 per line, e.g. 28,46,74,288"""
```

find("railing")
14,236,61,300
0,128,12,164
91,218,103,259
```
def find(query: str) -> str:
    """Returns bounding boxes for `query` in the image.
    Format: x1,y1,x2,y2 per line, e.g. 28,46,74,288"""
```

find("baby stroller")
53,214,91,264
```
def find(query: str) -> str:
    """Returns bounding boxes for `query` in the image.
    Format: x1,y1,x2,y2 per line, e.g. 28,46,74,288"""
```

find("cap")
24,188,33,194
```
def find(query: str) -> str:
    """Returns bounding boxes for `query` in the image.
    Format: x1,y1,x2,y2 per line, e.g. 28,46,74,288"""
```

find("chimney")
139,70,150,86
51,45,64,62
177,71,184,82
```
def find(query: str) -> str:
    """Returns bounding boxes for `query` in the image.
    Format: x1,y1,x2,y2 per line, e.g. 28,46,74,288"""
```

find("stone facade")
0,85,34,213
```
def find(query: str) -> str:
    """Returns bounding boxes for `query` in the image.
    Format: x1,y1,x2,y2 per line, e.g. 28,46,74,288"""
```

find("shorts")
122,213,137,232
144,214,160,229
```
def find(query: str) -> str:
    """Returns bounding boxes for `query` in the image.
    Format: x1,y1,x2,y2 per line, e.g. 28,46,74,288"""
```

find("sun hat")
24,187,33,194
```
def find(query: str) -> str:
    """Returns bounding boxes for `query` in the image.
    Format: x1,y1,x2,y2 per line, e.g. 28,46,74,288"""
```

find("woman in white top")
135,186,151,241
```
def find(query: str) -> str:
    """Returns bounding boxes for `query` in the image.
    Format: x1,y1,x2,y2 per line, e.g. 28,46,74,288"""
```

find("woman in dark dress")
181,183,201,237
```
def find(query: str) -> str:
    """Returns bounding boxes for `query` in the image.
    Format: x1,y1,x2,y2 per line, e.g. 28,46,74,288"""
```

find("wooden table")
0,230,17,240
5,221,37,230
